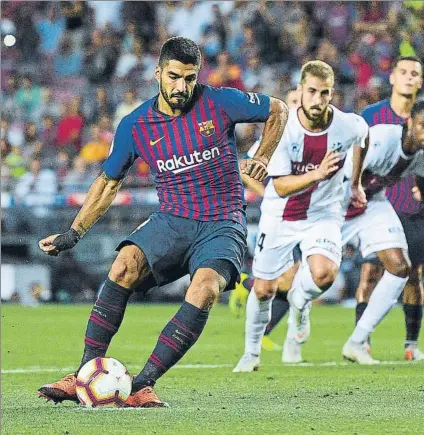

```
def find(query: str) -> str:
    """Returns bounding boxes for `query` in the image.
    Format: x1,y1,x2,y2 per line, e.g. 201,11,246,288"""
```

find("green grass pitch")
2,304,424,434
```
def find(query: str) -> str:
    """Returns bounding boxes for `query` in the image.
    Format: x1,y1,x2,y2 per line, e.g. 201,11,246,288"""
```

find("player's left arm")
241,97,289,182
214,87,288,182
350,117,369,208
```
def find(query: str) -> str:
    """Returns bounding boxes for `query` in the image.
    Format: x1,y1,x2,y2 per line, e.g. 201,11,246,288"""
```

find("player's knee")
197,279,221,307
254,280,278,301
109,255,140,288
310,263,338,290
385,257,411,278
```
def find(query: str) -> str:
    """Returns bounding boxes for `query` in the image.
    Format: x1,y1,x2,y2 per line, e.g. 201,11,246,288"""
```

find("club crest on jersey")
198,120,215,137
291,143,299,152
332,142,343,152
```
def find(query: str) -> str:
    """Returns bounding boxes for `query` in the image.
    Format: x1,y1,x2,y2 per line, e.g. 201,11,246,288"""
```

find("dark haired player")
37,37,288,407
346,56,424,362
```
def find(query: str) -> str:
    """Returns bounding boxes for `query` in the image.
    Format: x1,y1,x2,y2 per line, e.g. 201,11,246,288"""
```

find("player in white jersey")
233,60,368,372
342,102,424,363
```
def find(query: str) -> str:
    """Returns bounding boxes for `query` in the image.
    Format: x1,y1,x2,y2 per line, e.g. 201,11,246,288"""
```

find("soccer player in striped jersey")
37,37,289,407
387,171,424,360
341,100,424,364
346,57,424,362
233,61,368,372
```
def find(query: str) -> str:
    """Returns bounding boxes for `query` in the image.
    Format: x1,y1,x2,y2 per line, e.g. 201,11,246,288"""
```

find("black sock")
355,302,368,325
79,278,132,371
355,302,371,345
264,293,289,336
132,301,209,392
403,304,423,345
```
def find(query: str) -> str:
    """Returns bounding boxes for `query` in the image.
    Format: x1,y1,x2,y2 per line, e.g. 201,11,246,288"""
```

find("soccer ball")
76,357,132,408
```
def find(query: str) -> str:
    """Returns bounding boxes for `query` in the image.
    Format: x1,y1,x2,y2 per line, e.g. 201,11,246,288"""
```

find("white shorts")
252,215,342,280
342,199,408,258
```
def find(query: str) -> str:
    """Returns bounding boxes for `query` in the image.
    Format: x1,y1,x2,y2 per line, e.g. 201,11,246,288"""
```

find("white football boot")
342,341,380,365
232,353,260,373
282,337,303,363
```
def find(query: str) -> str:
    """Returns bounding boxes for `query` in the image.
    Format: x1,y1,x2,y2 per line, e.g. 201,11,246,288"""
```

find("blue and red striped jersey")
103,84,270,226
361,99,405,127
386,175,422,215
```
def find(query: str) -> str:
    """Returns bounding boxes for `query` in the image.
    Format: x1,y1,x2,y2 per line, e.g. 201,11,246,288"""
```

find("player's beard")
301,96,329,127
160,79,191,112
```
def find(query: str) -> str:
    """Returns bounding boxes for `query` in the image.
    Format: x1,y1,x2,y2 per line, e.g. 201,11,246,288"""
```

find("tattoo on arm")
100,171,112,182
76,222,89,238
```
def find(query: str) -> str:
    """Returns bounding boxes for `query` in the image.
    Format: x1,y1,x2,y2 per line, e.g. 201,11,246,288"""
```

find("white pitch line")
1,360,417,374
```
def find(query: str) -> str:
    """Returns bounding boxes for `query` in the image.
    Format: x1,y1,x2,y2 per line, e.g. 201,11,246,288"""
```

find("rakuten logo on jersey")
157,147,220,174
292,162,320,174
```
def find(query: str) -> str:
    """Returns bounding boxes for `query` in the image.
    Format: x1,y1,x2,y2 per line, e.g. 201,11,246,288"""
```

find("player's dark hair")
392,56,423,70
158,37,201,69
411,101,424,118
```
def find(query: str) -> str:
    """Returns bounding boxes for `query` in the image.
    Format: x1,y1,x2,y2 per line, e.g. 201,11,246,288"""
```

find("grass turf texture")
2,304,424,434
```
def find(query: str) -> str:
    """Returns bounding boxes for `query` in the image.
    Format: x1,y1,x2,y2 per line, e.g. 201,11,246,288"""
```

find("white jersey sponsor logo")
156,147,220,174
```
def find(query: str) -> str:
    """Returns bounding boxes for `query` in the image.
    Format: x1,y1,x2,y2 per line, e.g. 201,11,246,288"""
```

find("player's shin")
132,301,209,392
79,279,132,370
245,288,274,356
349,271,408,344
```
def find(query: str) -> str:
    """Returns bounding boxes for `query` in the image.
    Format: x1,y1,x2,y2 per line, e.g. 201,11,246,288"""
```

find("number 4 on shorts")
257,233,266,251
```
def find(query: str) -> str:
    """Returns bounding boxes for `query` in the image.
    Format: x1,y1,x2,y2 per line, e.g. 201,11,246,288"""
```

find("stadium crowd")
2,1,424,195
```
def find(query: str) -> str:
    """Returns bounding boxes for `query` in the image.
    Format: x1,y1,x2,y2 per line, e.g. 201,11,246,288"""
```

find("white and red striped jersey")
249,106,368,222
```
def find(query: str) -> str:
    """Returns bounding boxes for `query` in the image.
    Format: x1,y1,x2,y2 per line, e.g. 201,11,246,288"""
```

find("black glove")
53,229,81,253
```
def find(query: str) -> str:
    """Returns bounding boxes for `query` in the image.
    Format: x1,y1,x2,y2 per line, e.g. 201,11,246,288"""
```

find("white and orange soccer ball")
76,357,132,408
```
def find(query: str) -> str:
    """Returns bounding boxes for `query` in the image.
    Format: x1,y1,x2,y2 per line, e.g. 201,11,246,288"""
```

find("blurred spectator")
22,123,42,162
56,98,84,152
115,38,146,79
2,76,21,120
54,35,83,77
88,1,123,30
201,4,227,64
53,149,71,182
1,138,13,189
98,115,114,144
208,52,245,90
16,76,42,122
36,88,62,123
63,155,96,192
243,55,274,93
15,157,58,199
61,1,89,50
15,4,40,63
36,6,66,55
85,87,113,123
3,145,27,180
84,30,119,85
121,1,157,45
326,2,351,49
80,124,109,164
40,116,58,149
168,1,213,43
113,90,142,128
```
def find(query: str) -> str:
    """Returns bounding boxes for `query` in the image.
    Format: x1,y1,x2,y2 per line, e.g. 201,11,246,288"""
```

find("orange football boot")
38,373,78,404
125,386,169,408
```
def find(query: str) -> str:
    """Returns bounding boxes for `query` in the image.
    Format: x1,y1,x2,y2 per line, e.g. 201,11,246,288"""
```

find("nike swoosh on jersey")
150,136,165,146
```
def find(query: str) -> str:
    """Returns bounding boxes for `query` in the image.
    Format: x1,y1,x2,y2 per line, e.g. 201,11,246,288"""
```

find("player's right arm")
39,116,137,256
272,151,340,197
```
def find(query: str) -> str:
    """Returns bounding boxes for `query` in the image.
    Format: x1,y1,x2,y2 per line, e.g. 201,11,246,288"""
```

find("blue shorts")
117,212,247,291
